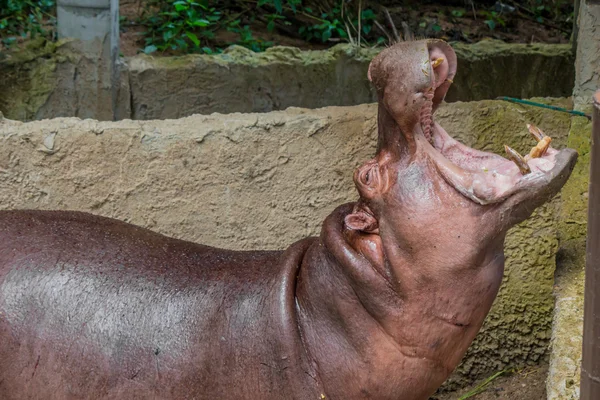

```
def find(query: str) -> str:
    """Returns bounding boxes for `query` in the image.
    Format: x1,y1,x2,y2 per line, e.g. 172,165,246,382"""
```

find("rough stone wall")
445,41,574,103
573,1,600,105
0,39,574,121
0,39,130,122
0,99,573,390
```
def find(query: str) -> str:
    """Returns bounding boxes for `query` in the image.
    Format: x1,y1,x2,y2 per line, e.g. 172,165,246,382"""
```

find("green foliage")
0,0,574,55
0,0,55,47
298,5,377,44
451,9,465,18
141,0,379,54
258,0,302,14
299,6,346,43
141,0,221,54
481,10,506,31
527,0,573,27
227,20,273,52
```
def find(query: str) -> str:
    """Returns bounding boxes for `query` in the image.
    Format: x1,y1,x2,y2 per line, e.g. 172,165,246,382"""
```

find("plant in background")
481,10,506,31
299,6,346,43
527,0,573,29
0,0,56,47
141,0,221,54
298,4,378,44
227,19,273,52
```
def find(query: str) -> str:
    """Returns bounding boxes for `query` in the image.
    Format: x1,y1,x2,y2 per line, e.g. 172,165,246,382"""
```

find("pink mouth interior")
417,52,559,203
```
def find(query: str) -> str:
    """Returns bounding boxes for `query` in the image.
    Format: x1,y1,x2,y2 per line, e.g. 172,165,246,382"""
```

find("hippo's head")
344,39,577,265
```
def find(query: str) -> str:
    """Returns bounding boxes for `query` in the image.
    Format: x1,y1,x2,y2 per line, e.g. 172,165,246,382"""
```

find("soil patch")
436,365,548,400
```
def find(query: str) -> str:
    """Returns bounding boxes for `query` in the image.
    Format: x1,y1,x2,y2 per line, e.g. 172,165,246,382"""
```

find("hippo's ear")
344,208,379,233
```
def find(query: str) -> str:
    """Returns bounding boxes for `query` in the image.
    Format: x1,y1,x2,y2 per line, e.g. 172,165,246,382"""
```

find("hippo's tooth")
431,58,444,69
504,145,531,175
527,124,546,142
527,136,552,160
525,124,552,160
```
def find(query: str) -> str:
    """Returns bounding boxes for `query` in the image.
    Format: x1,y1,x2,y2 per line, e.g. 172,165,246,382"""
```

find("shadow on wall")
0,39,574,121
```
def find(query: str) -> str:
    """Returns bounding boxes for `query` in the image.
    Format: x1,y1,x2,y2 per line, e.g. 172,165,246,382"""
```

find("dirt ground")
437,365,547,400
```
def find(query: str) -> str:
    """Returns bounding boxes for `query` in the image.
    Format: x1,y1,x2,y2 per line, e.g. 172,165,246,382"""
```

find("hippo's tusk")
527,137,552,160
504,145,531,175
527,124,546,142
525,124,552,160
431,58,444,69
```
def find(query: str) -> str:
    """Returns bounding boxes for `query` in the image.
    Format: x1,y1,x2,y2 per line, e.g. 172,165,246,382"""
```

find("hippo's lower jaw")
417,116,577,206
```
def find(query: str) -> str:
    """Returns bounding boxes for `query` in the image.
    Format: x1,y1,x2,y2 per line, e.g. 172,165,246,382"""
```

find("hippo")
0,39,576,400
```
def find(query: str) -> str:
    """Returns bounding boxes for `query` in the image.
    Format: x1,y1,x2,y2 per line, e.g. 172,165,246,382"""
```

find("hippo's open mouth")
423,118,568,205
415,45,576,205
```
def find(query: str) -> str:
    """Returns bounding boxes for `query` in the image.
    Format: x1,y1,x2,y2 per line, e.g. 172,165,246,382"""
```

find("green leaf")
144,45,157,54
186,31,200,46
273,0,282,14
336,27,347,38
304,7,312,13
432,24,441,32
191,19,210,27
362,25,371,34
267,20,275,32
361,9,375,19
484,19,496,30
174,3,188,12
202,46,212,54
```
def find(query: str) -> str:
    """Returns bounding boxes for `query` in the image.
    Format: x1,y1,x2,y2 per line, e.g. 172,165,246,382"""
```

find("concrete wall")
0,98,574,390
0,39,574,122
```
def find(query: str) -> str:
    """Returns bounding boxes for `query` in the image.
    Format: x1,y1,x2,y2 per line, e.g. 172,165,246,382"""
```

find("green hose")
496,96,591,120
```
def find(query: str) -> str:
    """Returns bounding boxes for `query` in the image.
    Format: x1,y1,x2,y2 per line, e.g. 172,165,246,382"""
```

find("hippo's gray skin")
0,40,576,400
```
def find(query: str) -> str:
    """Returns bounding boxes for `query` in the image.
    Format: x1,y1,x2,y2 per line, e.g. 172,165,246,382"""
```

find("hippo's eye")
359,163,378,187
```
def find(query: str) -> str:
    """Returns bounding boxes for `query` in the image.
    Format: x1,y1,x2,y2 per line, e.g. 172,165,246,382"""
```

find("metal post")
56,0,119,121
581,89,600,399
110,0,120,121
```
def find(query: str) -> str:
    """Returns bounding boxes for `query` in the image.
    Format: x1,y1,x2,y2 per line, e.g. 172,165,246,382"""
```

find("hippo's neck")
295,204,505,400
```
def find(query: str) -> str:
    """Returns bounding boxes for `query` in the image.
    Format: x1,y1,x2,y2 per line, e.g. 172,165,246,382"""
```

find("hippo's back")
0,210,313,399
